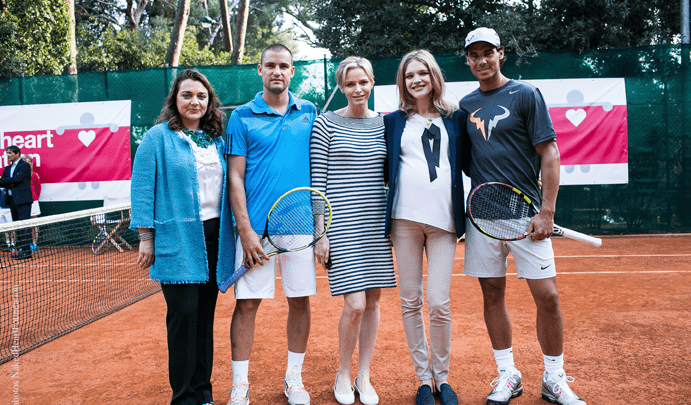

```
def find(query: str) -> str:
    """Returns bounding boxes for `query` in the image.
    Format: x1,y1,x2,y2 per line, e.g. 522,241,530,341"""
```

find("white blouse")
392,114,455,233
179,131,223,221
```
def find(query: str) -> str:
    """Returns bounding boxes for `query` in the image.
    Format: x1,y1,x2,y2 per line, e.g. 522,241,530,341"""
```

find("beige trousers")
390,219,457,383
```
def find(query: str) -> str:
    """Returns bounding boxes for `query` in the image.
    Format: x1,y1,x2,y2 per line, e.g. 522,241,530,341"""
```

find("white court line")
4,270,689,283
4,253,689,282
555,254,691,258
6,263,138,267
312,269,691,279
453,254,691,260
0,279,152,283
8,271,688,282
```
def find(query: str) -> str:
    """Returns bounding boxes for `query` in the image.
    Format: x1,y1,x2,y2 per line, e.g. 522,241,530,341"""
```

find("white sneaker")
227,382,250,405
284,371,310,405
486,367,523,405
541,372,587,405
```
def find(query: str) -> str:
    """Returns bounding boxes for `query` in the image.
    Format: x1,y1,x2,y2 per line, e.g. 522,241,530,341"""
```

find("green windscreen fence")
1,45,689,235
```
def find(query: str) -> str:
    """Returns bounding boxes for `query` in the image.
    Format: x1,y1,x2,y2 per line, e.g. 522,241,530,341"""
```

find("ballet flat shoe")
354,377,379,405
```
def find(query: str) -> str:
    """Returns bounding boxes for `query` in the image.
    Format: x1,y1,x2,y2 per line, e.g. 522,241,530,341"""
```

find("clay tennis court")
1,234,689,404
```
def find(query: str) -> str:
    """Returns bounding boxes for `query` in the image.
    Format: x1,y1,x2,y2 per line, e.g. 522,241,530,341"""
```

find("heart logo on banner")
78,129,96,147
565,109,586,127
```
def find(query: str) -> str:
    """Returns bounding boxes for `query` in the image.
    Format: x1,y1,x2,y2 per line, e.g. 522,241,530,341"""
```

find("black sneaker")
13,251,32,260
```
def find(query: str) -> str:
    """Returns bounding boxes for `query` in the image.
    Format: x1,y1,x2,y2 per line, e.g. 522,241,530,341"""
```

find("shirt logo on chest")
469,106,510,141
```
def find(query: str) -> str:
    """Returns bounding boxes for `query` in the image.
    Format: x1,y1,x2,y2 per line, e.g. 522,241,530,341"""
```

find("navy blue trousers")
8,196,31,253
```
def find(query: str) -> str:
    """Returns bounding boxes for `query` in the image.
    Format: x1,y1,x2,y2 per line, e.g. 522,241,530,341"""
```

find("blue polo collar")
248,91,304,115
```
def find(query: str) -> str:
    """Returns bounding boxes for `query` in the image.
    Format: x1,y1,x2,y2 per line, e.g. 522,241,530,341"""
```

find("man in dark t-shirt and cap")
459,27,587,405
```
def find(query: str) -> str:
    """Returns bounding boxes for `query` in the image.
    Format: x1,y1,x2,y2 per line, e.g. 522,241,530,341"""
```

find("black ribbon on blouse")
421,123,441,182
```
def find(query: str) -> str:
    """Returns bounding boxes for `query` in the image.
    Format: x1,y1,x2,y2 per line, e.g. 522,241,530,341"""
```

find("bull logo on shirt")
469,106,510,141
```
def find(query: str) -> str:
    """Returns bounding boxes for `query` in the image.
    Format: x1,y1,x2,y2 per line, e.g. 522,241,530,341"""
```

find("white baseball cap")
464,27,501,50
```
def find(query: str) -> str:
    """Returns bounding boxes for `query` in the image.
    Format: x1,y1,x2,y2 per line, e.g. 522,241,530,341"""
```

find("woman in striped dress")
310,56,396,405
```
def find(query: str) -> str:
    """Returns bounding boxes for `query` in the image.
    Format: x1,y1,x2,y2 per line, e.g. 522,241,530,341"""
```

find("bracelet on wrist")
138,231,154,241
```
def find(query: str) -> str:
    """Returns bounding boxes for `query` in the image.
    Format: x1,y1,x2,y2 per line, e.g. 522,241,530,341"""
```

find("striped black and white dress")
310,111,397,296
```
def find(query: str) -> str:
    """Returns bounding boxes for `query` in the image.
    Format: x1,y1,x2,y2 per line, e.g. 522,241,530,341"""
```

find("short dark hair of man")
261,44,293,64
6,145,20,155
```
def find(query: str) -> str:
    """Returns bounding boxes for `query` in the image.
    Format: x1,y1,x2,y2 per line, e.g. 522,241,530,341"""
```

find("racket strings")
267,189,330,251
471,185,532,239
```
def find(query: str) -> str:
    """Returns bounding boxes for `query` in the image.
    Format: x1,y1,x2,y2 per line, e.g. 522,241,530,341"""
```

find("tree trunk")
126,0,149,29
219,0,233,53
165,0,191,67
231,0,249,64
65,0,78,74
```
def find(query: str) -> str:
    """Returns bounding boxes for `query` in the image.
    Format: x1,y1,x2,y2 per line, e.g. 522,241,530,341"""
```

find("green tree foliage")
74,0,122,40
77,24,169,71
233,0,305,64
531,0,680,52
312,0,682,58
0,0,70,76
312,0,506,57
72,0,297,72
77,19,232,71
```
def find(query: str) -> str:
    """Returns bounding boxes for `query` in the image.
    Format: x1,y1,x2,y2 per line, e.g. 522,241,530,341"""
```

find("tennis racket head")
264,187,332,253
467,182,537,241
92,231,109,254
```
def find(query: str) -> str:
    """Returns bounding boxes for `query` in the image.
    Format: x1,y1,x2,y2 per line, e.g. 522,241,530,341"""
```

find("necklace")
183,128,212,148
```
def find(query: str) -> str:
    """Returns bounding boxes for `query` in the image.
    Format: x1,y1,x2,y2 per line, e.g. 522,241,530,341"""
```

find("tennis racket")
467,182,602,247
92,219,110,254
219,187,332,291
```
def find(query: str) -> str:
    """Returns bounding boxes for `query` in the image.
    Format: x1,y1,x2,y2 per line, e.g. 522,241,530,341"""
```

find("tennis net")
0,204,160,364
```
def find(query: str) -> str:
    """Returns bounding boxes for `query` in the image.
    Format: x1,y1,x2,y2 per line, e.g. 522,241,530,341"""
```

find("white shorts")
0,208,12,224
30,201,40,217
233,235,317,299
463,217,556,279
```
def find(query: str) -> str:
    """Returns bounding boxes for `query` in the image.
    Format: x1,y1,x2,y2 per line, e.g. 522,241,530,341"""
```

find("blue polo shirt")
225,91,317,233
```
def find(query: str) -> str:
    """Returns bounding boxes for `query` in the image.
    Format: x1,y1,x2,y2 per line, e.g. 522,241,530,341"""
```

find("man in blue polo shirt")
225,43,317,405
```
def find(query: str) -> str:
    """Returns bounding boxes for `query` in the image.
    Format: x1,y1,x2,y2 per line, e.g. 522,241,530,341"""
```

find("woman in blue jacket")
131,69,234,405
383,50,467,405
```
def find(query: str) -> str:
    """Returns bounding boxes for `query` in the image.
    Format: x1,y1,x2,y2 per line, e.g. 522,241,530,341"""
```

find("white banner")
374,78,628,186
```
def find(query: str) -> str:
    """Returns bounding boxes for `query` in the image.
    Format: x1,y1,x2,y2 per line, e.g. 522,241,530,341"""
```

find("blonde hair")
396,49,456,118
21,154,33,173
335,56,375,89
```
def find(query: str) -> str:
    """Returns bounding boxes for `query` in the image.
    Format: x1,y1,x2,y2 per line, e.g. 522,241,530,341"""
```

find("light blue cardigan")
130,123,236,286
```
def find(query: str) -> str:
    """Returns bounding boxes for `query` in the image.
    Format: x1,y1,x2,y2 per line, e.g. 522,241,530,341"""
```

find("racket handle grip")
219,264,250,293
554,226,602,247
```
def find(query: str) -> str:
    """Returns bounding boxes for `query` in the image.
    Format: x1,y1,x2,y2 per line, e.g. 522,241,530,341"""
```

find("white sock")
543,353,565,380
493,347,516,374
286,351,305,376
232,360,249,384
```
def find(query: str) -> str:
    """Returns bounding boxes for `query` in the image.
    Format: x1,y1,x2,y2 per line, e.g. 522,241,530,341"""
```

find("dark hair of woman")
156,69,225,138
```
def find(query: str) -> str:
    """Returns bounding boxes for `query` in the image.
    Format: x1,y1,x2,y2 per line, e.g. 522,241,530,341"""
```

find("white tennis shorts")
30,201,40,217
463,217,556,279
0,208,12,224
233,235,317,299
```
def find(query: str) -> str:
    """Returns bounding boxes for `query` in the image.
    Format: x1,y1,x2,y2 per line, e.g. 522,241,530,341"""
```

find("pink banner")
1,127,131,183
550,106,628,165
0,100,132,201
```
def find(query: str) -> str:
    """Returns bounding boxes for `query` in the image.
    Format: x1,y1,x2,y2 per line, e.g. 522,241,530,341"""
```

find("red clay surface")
2,234,690,404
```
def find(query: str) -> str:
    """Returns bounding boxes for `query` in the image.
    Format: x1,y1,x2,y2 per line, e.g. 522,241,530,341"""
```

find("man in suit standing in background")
0,145,34,259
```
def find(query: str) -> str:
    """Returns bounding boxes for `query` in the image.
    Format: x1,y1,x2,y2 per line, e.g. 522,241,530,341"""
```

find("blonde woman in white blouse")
382,50,468,405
